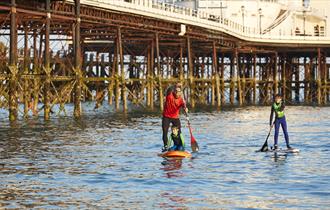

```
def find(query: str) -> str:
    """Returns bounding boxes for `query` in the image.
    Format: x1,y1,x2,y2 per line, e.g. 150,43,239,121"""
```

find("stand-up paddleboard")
268,147,300,153
158,150,192,158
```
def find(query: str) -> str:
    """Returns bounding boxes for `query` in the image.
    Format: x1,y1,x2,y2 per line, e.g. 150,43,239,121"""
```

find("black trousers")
162,117,181,147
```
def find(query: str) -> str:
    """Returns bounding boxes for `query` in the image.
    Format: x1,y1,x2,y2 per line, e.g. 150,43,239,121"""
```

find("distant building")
161,0,328,36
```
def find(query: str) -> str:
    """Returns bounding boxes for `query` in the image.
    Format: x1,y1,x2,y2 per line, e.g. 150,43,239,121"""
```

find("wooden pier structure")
0,0,329,121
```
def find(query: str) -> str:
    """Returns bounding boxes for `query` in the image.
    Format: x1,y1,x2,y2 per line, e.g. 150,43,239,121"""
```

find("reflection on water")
161,159,184,178
0,106,330,209
272,152,288,162
158,191,189,209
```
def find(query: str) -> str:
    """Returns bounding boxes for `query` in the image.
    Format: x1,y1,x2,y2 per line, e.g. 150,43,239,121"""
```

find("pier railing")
73,0,330,44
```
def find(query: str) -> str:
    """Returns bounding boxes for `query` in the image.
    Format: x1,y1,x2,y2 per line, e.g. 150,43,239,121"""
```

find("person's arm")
181,98,188,114
180,133,185,147
167,134,173,148
269,105,274,126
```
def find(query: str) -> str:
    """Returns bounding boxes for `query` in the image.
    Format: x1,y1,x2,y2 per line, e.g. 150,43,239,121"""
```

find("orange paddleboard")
159,151,192,158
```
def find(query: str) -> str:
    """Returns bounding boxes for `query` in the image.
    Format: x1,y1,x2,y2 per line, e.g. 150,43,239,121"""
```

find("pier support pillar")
179,44,184,89
305,57,313,104
253,54,257,105
187,36,195,108
230,54,235,105
146,44,151,107
44,0,51,120
294,58,300,102
155,33,163,111
304,57,309,104
220,53,225,105
282,55,287,102
321,52,327,104
317,48,322,105
274,53,279,96
212,41,220,107
118,27,127,111
32,30,39,116
266,56,271,104
8,0,18,121
108,51,114,105
74,0,82,118
114,35,120,111
235,49,242,106
241,55,247,104
23,27,29,118
150,40,155,110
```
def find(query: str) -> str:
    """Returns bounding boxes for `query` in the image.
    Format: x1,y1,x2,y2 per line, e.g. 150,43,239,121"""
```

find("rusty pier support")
213,42,221,108
74,0,82,118
8,0,18,121
23,27,29,118
187,36,195,109
156,33,163,111
43,0,51,120
117,27,127,111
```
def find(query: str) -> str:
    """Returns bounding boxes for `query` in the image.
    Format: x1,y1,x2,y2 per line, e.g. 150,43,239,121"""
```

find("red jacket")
163,91,185,119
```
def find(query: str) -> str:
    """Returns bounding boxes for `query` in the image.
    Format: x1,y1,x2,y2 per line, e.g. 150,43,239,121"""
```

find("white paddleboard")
269,148,300,153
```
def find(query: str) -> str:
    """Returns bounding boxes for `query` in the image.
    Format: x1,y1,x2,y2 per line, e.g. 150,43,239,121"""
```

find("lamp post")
241,5,245,32
258,8,262,34
325,16,328,36
303,9,306,36
219,1,227,23
220,1,223,21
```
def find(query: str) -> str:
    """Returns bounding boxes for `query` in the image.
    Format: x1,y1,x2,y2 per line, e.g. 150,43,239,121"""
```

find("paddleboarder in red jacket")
162,83,188,152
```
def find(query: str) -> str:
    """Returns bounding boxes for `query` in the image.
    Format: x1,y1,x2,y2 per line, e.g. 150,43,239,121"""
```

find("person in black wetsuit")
269,94,292,150
167,126,185,151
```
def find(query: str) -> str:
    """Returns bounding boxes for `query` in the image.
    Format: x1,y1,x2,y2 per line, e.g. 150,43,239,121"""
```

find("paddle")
259,123,274,152
185,114,199,152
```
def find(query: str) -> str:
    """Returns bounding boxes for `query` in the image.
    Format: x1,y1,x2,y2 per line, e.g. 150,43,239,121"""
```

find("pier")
0,0,329,121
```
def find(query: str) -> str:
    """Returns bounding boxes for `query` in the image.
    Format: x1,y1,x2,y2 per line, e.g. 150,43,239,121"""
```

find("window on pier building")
314,25,319,36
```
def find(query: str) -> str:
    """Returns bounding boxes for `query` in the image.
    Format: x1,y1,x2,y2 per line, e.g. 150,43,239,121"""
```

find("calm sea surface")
0,106,330,209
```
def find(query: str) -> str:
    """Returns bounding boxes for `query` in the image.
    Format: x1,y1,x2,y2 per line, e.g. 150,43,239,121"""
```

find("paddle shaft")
185,113,199,152
260,123,274,151
187,118,193,138
182,98,199,152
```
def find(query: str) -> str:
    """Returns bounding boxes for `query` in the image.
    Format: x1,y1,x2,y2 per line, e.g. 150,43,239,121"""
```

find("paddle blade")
188,126,199,152
259,129,272,152
259,141,269,152
190,135,199,152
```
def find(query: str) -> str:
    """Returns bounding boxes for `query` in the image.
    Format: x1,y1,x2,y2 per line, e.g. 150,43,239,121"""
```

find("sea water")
0,106,329,209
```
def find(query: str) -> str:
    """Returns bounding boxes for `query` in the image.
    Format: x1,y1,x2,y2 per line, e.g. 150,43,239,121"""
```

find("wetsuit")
168,132,185,151
269,101,290,148
162,87,186,150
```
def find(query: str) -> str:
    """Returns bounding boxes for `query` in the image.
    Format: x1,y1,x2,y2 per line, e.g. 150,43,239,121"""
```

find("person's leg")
280,117,290,148
178,145,184,151
274,119,280,149
171,118,181,132
168,145,176,151
162,117,170,149
173,145,180,151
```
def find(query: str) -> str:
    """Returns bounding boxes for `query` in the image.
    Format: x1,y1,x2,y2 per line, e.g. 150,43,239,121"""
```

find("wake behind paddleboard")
158,150,192,158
